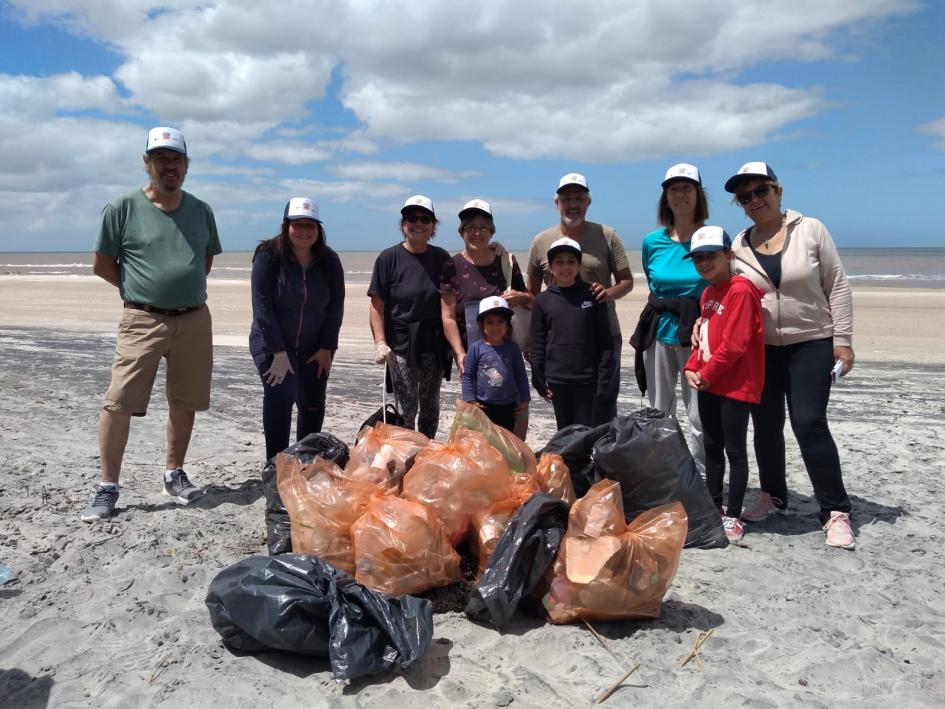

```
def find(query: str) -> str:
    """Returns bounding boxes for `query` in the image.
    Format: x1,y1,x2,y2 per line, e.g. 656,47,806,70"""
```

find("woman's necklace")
753,218,785,251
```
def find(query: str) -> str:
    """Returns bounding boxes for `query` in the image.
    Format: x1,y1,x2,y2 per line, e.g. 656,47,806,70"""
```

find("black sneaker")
80,484,120,522
162,469,204,505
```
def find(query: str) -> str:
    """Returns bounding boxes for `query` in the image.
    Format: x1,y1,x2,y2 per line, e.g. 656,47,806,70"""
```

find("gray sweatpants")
643,340,705,474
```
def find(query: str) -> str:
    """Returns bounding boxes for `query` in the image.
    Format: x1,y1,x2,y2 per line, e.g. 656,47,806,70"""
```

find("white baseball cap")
556,173,589,193
683,226,732,258
547,237,582,262
477,296,513,320
662,163,701,187
146,127,187,155
458,198,493,220
401,194,436,217
284,197,320,222
724,161,778,193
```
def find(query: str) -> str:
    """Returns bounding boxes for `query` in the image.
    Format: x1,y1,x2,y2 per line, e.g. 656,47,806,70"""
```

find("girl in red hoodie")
684,226,764,542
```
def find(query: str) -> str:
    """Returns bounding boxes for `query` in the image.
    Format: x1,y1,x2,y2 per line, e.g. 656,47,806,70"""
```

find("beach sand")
1,275,944,707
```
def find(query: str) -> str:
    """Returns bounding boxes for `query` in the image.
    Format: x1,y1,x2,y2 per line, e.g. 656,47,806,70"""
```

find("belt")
124,301,204,316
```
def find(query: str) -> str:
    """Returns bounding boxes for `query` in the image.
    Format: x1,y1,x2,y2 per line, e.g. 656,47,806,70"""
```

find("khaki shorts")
104,305,213,415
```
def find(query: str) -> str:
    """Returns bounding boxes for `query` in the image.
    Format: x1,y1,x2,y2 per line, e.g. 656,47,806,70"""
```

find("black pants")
698,391,751,519
253,348,329,461
549,383,598,430
752,338,851,523
480,401,516,433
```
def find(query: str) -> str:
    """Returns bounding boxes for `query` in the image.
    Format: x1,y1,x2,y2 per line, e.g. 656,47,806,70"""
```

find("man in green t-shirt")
81,127,223,523
526,173,634,422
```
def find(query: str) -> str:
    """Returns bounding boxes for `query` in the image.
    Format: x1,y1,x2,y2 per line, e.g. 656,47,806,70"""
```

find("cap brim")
556,183,589,194
683,246,726,259
401,205,435,217
285,215,321,222
458,207,492,220
147,145,187,155
477,307,514,320
724,173,768,193
547,246,582,260
661,176,700,188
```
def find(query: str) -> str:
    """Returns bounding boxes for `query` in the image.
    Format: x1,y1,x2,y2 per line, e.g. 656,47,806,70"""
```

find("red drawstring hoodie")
685,275,765,404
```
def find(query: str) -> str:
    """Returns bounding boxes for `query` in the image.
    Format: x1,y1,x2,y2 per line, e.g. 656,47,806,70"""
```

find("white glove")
264,351,294,386
374,341,391,364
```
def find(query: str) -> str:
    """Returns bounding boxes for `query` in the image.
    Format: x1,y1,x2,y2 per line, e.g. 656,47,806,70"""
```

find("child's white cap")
547,237,582,262
683,226,732,258
477,296,513,321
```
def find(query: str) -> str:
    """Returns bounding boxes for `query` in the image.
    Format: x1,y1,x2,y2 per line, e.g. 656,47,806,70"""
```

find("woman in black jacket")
250,197,345,460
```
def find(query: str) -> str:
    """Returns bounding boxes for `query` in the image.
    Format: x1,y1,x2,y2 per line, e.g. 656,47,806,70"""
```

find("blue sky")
0,0,942,253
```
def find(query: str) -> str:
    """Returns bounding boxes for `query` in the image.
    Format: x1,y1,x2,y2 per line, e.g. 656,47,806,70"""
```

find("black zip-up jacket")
249,247,345,357
529,279,614,396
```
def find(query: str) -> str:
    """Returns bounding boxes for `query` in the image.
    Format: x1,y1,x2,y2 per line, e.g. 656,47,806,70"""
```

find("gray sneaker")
163,469,204,504
80,484,120,522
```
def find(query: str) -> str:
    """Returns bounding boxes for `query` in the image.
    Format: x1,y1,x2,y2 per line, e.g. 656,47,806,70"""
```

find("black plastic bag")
206,554,433,682
464,493,569,630
282,431,351,467
261,462,292,555
591,408,727,549
540,422,610,498
359,404,406,433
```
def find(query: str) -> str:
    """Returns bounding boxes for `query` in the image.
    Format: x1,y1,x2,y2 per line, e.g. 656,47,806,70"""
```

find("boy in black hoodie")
530,238,615,429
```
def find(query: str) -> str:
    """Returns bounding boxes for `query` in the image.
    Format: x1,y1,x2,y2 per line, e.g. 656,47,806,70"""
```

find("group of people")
80,125,857,552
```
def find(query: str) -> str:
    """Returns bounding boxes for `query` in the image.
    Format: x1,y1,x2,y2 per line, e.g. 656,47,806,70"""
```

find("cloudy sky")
1,0,942,252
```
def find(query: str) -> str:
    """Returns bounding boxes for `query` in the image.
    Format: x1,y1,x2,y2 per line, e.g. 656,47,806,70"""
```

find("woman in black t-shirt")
368,195,451,438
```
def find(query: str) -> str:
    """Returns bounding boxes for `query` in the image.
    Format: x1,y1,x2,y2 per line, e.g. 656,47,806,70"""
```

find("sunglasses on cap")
735,183,774,205
404,213,433,224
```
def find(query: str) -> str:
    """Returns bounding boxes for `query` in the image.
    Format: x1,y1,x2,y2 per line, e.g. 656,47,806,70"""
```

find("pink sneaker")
740,492,785,522
723,516,744,542
823,511,855,549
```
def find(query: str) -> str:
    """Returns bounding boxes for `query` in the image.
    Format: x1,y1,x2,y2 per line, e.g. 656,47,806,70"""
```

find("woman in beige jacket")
725,162,856,550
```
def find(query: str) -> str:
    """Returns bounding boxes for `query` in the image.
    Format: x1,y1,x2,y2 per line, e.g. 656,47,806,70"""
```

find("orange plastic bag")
402,429,513,544
344,423,431,487
450,400,537,477
541,480,687,623
470,473,542,575
275,453,384,574
535,453,576,506
350,494,462,596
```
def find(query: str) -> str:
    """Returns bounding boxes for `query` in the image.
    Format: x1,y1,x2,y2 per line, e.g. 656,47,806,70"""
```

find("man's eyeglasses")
735,184,773,205
462,225,492,235
404,213,433,224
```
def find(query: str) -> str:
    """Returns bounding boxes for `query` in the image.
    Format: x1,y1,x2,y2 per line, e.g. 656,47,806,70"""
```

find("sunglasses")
735,183,773,205
404,213,433,224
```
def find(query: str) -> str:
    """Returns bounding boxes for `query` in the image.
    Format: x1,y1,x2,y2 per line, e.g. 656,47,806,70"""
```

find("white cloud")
0,72,123,117
243,141,333,165
918,117,945,150
330,161,480,183
0,0,922,248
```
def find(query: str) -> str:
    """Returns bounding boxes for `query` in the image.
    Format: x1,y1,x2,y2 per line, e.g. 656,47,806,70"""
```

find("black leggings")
480,401,516,433
253,348,329,461
752,338,851,523
698,391,751,519
548,383,597,430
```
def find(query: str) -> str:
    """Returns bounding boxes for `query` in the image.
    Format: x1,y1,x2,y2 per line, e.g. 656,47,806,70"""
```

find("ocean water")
2,248,944,289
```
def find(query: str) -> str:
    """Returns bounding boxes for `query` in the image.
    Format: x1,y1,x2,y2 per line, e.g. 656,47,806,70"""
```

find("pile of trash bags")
208,405,723,679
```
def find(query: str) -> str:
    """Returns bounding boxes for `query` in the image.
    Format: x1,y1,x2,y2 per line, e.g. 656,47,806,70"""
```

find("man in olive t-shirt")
81,127,222,523
526,173,634,421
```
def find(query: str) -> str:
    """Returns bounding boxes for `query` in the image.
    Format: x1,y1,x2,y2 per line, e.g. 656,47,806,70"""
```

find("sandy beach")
2,274,944,707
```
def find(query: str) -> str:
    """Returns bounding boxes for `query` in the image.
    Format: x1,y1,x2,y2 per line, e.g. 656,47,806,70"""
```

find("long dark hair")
253,219,329,273
657,182,709,227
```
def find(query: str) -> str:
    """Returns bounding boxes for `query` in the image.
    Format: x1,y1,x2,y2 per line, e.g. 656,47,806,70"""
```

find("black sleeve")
367,248,389,299
595,303,615,395
529,297,548,395
319,249,345,351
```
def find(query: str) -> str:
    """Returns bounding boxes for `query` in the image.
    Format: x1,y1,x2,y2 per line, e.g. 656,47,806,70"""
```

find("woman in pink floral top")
439,199,531,377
